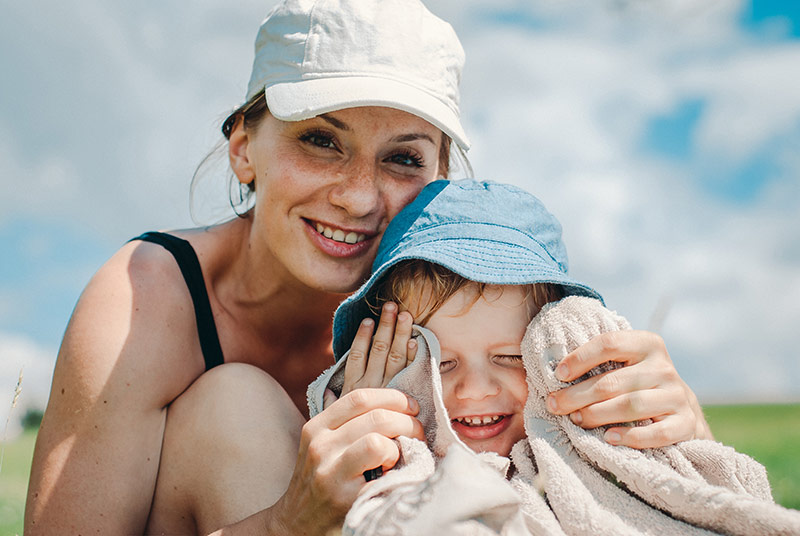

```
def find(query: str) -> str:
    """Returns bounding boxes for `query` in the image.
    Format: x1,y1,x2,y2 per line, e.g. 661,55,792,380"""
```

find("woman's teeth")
454,415,503,427
315,223,366,244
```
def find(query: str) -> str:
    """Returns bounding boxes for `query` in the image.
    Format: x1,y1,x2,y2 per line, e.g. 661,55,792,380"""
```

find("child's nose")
454,366,501,401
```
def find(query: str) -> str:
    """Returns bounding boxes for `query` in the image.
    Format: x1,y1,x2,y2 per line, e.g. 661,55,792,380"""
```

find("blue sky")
2,0,800,415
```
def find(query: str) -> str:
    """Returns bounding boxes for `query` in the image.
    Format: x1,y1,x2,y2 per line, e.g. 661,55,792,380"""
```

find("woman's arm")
24,243,207,534
546,330,713,449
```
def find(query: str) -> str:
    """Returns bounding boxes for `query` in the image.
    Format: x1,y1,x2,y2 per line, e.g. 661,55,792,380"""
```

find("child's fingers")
342,318,375,395
383,311,414,385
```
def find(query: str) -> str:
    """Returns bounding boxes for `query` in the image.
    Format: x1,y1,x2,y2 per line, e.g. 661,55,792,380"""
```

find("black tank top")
129,232,225,371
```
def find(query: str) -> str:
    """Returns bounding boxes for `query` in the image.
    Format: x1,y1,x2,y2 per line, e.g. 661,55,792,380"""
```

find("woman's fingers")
562,384,681,428
363,303,399,384
548,362,668,416
603,415,695,449
335,406,426,446
407,338,417,365
342,304,417,396
299,388,424,508
337,433,402,478
288,390,424,527
382,311,414,386
342,318,376,394
546,329,713,448
315,388,419,431
322,388,339,410
554,330,666,382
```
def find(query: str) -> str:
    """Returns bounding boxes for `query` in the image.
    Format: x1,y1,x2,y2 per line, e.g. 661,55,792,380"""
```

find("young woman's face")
240,106,443,294
425,285,532,457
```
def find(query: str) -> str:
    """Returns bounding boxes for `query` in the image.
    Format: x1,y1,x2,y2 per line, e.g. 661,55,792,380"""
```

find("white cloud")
2,0,799,404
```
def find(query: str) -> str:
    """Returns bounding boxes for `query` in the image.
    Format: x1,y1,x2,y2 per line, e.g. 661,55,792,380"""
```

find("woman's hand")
274,388,424,534
546,330,713,449
341,302,418,396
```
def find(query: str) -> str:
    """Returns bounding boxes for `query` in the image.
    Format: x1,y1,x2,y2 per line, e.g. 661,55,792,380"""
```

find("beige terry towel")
308,296,800,536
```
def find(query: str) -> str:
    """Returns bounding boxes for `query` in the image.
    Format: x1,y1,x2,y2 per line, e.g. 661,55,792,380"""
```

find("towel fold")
308,296,800,535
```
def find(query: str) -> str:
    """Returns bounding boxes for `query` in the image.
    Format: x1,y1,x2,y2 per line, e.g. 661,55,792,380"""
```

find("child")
367,260,564,457
308,179,799,535
315,178,602,458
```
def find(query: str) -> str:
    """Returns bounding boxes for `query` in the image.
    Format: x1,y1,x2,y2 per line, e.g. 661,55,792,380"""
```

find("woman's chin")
300,267,370,296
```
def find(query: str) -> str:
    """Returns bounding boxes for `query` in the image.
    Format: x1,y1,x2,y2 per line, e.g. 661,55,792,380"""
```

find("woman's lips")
451,414,513,441
303,219,375,258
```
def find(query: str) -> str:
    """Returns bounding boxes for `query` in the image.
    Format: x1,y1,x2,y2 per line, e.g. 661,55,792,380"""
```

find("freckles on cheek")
387,184,427,219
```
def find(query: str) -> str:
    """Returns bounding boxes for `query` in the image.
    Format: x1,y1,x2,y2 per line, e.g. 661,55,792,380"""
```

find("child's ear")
228,117,256,186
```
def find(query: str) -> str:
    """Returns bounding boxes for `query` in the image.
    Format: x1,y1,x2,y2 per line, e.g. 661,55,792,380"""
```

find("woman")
24,1,711,534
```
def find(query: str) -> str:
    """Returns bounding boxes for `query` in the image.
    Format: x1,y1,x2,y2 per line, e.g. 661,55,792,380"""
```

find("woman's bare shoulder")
59,238,207,406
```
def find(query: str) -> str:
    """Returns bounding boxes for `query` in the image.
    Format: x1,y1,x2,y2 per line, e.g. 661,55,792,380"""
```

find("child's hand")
545,330,713,449
340,302,418,398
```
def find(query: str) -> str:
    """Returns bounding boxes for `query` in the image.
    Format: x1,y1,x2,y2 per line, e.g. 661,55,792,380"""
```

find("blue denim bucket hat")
332,179,602,360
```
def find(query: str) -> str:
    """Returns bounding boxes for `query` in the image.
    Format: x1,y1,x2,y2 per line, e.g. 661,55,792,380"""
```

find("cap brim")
332,237,601,359
264,76,470,150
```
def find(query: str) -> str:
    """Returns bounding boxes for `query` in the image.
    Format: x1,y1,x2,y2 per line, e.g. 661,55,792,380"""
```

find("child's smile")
451,414,515,442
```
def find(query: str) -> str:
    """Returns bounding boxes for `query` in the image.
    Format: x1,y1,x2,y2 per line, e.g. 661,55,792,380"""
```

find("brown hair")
370,259,564,325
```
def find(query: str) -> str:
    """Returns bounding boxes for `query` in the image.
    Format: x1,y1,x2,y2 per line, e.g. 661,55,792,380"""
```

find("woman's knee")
150,364,305,532
169,363,305,452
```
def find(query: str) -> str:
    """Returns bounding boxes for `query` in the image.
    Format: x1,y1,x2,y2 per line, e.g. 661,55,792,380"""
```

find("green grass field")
704,403,800,510
0,428,36,536
0,404,797,533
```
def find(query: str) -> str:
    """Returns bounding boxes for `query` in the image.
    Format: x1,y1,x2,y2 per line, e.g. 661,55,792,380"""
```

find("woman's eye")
439,360,456,373
388,150,424,168
299,130,337,150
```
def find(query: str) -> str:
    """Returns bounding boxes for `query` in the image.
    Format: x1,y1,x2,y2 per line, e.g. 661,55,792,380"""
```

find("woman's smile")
302,218,377,258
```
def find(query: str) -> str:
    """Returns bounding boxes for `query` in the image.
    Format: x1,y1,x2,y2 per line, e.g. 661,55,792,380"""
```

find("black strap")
129,232,225,371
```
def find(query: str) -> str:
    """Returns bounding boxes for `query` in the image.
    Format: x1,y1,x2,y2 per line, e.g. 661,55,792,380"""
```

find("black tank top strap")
129,231,225,371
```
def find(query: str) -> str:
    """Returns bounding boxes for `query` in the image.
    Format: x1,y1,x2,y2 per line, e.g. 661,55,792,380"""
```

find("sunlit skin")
230,106,445,295
25,106,445,536
424,285,535,457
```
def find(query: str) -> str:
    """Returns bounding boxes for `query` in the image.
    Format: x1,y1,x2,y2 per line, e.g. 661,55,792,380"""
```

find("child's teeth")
457,415,502,426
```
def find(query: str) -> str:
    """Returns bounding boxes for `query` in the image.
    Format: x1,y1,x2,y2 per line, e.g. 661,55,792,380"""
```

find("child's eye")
299,130,337,150
494,355,523,367
387,150,424,168
439,359,456,373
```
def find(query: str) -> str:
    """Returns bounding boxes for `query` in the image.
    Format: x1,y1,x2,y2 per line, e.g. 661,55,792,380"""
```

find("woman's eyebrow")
392,133,436,144
319,113,350,131
318,114,435,145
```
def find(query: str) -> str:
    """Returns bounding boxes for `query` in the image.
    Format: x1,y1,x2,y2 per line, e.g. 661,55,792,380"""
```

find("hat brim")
332,236,602,360
264,76,470,150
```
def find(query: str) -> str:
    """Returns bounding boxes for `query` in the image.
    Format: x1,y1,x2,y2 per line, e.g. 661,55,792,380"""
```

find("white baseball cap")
244,0,470,150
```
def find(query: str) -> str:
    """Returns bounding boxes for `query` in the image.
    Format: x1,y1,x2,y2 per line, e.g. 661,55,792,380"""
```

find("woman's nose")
453,365,501,401
328,158,382,219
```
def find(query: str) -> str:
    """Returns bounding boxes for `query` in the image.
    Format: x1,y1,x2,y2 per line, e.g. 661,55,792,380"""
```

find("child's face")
424,285,532,457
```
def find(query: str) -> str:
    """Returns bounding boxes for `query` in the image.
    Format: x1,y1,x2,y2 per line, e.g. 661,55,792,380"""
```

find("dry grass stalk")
0,367,24,475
